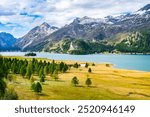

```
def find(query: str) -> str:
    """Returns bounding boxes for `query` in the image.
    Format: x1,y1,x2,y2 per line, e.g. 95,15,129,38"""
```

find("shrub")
71,76,79,87
92,63,95,66
31,82,42,93
73,63,79,68
85,63,89,68
85,78,92,87
0,79,7,98
88,68,92,73
106,64,110,67
40,74,45,82
7,74,16,82
3,88,18,100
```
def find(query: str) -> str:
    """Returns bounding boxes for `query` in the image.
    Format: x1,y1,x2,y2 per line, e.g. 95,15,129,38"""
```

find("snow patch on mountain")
69,42,75,50
22,40,33,49
74,16,114,25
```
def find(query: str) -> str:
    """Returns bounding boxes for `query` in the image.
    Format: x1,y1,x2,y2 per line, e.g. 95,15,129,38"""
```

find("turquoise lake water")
0,52,150,72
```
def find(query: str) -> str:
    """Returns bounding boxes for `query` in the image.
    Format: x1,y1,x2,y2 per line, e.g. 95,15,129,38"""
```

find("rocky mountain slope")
16,22,58,51
43,4,150,43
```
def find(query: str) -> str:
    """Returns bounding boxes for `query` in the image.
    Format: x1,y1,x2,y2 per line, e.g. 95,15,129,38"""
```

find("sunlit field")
3,56,150,100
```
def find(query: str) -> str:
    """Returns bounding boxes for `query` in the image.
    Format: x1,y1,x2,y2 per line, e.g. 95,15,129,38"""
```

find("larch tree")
26,63,32,80
20,65,26,78
52,70,59,81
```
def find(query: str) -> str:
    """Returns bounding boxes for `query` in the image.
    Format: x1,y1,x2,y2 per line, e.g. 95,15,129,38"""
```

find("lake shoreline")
2,56,150,100
1,51,150,55
1,52,150,72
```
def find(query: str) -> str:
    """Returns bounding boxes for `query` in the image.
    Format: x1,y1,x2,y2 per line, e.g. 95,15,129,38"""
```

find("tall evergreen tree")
52,70,59,81
20,65,26,78
26,63,32,79
62,64,68,73
39,67,44,77
30,75,35,83
44,65,48,75
39,67,46,82
59,62,64,72
40,74,45,82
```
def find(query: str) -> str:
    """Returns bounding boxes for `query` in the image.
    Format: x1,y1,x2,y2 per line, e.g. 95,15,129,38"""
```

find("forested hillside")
115,31,150,53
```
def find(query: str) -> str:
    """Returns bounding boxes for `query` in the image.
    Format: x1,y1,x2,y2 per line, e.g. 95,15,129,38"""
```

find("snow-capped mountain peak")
40,22,50,29
37,22,58,35
15,4,150,51
73,16,113,25
135,4,150,15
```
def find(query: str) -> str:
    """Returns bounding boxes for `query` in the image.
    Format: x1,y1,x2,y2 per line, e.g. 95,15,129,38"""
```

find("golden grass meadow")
4,56,150,100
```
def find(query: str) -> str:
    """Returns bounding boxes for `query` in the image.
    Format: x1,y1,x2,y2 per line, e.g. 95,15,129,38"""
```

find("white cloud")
0,0,149,37
55,0,72,10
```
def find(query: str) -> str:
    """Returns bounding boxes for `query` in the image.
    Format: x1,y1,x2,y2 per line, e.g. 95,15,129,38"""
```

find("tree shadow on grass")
88,86,97,88
54,80,65,82
42,80,65,85
37,93,49,96
35,93,49,100
76,85,84,87
74,85,97,88
46,79,65,82
132,83,150,87
127,92,150,97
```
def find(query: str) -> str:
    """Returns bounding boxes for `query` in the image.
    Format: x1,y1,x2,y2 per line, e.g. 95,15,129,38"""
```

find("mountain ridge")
1,4,150,54
16,22,59,51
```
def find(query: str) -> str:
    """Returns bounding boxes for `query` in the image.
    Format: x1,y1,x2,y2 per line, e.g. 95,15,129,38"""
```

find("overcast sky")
0,0,149,37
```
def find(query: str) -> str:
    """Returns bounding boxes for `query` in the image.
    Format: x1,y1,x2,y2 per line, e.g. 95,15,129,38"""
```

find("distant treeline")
0,47,20,52
25,52,36,56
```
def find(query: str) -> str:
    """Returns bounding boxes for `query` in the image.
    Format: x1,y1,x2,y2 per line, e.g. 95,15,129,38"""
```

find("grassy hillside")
43,30,150,54
106,33,130,45
45,39,113,54
2,56,150,100
115,31,150,53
